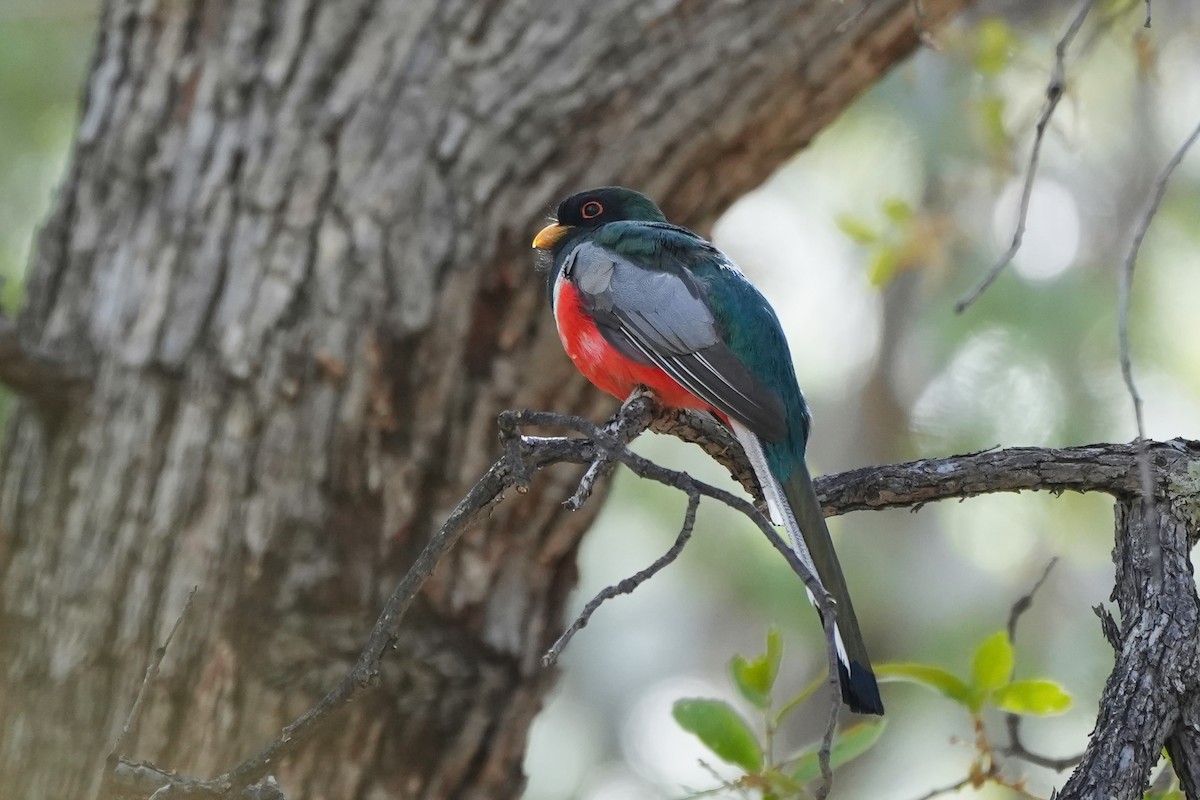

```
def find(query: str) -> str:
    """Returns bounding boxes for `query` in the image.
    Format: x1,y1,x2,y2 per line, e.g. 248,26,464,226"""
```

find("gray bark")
0,1,967,798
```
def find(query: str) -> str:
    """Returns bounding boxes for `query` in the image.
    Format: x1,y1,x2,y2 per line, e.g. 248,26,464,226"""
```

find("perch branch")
109,393,1199,797
509,401,844,798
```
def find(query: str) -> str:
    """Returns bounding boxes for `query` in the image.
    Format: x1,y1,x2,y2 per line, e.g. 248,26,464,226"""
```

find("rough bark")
1058,470,1200,798
0,1,970,798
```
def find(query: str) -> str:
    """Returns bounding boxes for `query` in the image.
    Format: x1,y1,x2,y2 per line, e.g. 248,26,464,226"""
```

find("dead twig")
544,492,699,666
955,0,1095,313
97,587,198,799
114,587,197,760
1002,559,1082,771
908,775,974,800
1006,557,1057,641
1116,115,1200,587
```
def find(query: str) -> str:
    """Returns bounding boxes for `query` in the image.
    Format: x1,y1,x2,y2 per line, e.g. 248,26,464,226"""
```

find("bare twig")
97,588,198,799
1001,559,1082,771
564,388,655,510
1006,557,1057,641
1143,0,1151,27
815,610,844,800
135,399,663,799
114,587,197,759
955,0,1095,313
908,774,973,800
544,492,700,665
1118,113,1200,433
497,404,845,796
1116,116,1200,567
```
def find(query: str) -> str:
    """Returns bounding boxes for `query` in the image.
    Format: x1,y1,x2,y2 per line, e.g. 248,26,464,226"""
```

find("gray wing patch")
566,241,787,442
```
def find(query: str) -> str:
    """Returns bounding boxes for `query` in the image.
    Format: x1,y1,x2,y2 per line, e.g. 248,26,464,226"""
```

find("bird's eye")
581,200,604,219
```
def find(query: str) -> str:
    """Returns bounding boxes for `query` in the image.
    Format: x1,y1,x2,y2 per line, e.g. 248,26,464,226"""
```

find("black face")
553,186,667,228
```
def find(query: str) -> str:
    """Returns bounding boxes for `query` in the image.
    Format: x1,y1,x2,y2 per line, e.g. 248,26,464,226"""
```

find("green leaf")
730,655,769,708
867,246,900,286
993,680,1072,716
836,214,880,245
972,631,1015,694
672,698,763,773
875,663,973,706
731,627,784,708
790,721,887,783
974,17,1017,77
882,197,913,224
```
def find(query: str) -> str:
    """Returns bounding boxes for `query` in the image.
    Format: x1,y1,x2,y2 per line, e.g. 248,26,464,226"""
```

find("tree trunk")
0,1,967,797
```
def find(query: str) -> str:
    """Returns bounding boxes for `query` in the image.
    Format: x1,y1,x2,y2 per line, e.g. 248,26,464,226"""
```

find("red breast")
554,277,712,413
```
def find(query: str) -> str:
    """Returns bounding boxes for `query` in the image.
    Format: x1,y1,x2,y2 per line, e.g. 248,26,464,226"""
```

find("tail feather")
730,422,883,715
783,461,883,715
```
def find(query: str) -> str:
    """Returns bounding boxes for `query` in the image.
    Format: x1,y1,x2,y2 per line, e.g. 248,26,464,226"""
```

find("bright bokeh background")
2,1,1199,798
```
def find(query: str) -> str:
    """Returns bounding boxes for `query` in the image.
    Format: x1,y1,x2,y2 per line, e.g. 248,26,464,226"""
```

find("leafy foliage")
671,628,885,799
878,629,1071,717
836,197,951,287
673,698,764,773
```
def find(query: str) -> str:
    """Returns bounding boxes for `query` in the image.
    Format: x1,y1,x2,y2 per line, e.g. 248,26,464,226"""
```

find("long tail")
731,423,884,715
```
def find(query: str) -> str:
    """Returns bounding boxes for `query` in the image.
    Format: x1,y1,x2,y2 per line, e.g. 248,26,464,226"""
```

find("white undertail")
730,421,849,668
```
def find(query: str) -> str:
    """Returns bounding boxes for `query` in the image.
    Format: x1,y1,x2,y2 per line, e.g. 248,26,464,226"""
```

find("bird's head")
532,186,667,251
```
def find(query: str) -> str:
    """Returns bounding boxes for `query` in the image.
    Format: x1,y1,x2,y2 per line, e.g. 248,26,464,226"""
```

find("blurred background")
3,0,1199,798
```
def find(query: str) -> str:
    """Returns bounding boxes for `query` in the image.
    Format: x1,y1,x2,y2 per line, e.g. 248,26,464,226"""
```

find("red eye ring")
581,200,604,219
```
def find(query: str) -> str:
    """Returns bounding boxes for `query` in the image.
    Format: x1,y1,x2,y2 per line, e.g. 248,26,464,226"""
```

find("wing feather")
567,241,787,442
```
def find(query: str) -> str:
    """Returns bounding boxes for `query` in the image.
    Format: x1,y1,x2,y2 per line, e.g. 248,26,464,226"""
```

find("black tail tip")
838,659,884,715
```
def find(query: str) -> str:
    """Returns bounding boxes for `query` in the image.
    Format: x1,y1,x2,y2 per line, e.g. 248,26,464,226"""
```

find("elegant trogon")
532,186,883,715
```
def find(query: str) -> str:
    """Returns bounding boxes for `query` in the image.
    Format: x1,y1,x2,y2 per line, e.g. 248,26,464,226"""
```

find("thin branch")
114,587,197,757
908,775,973,800
133,400,665,799
565,387,656,510
97,588,199,800
1116,116,1200,570
1007,557,1057,641
955,0,1095,313
1001,559,1082,772
814,609,844,800
492,405,845,796
544,491,700,665
1143,0,1151,27
1119,120,1198,412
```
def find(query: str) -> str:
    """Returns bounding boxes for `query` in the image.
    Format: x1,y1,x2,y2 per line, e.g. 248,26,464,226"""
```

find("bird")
531,186,883,715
